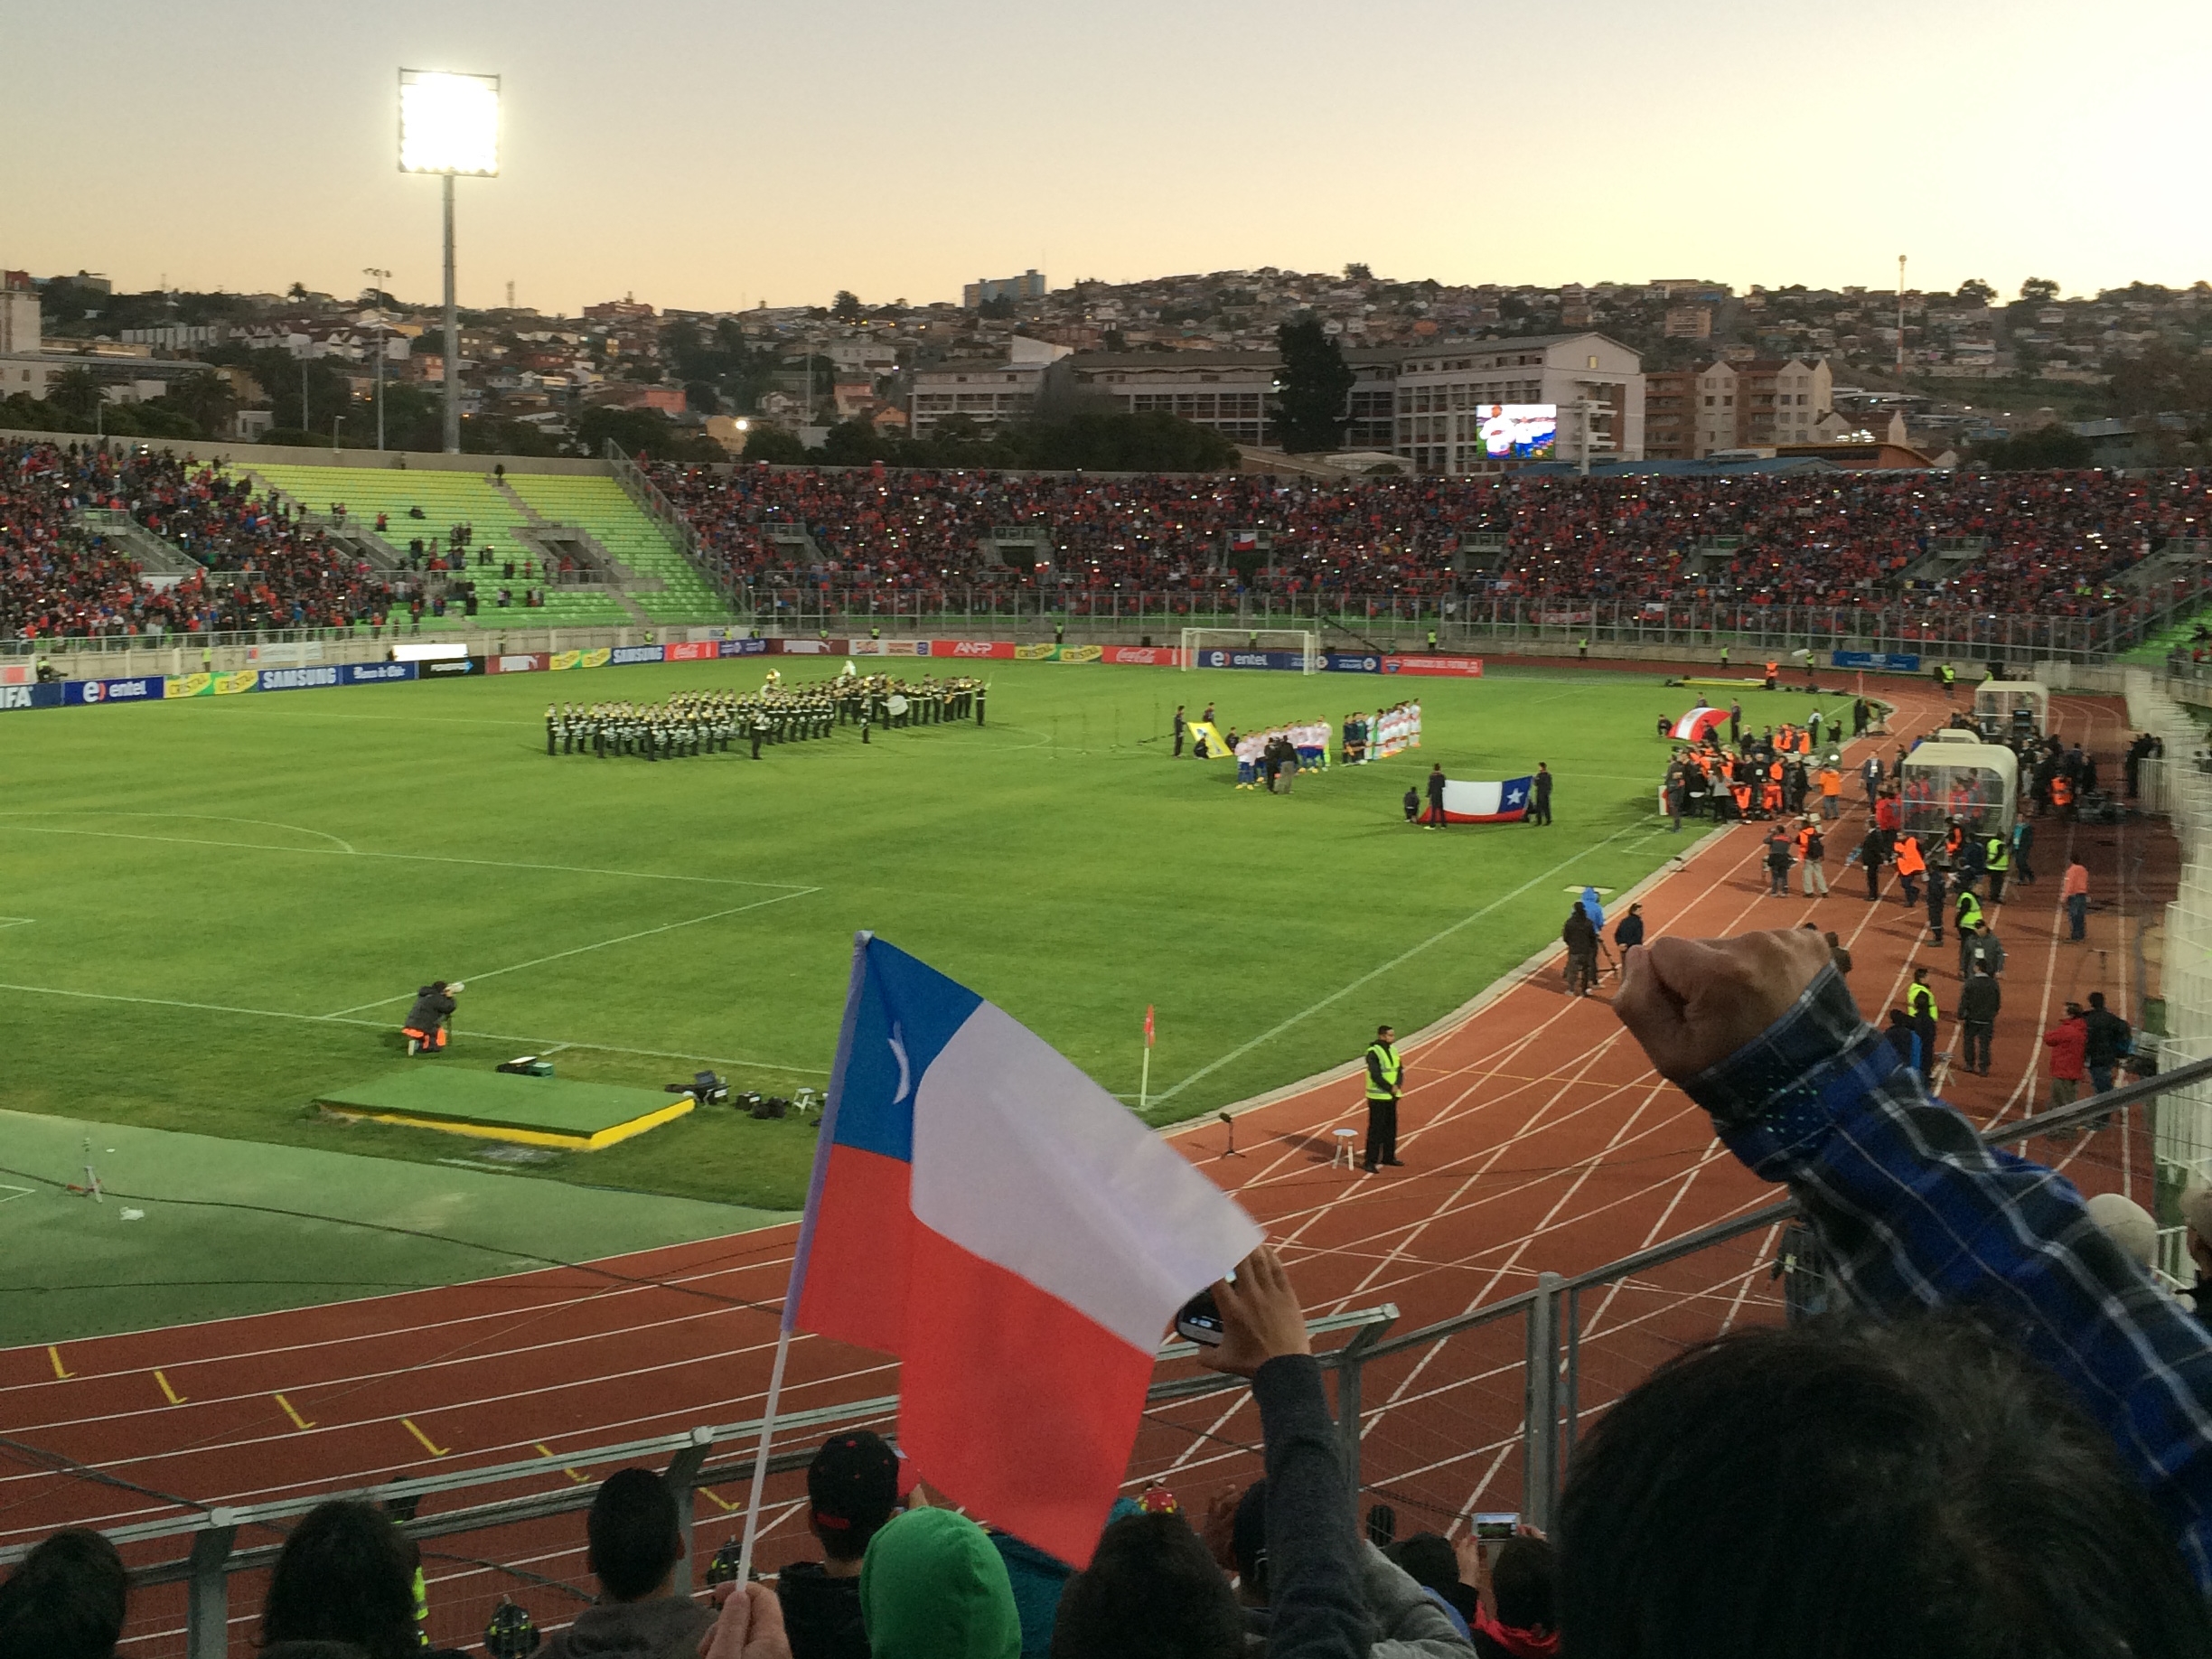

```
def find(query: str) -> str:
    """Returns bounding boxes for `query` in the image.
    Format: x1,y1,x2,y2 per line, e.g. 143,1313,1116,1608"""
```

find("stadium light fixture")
398,70,500,454
398,70,500,177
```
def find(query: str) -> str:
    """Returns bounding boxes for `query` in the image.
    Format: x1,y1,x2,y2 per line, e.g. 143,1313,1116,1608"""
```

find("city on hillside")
4,262,2209,475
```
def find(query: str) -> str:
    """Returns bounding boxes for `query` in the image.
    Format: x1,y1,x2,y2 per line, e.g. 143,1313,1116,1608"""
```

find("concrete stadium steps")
229,464,632,627
501,474,732,622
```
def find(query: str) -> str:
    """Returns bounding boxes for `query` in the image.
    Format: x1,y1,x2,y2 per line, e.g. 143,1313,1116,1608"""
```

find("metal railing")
603,439,747,614
5,1308,1396,1659
17,1051,2209,1655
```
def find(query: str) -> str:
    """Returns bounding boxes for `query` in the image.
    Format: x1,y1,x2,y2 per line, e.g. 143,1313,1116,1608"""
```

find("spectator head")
1049,1511,1241,1659
1490,1536,1557,1635
2180,1173,2212,1251
2066,1000,2085,1020
0,1527,127,1659
1388,1532,1461,1598
1376,1025,1394,1043
859,1508,1021,1659
2084,1193,2157,1274
1912,966,1929,985
808,1431,902,1563
585,1467,682,1603
260,1500,418,1659
2088,991,2108,1011
1556,1314,2209,1659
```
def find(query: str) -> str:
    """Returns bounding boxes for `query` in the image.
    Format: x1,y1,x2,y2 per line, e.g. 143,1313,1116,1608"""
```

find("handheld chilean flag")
1673,707,1729,742
787,935,1261,1566
1439,775,1533,823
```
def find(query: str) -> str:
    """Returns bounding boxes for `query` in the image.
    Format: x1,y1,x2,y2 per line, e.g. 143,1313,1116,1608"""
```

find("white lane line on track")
0,982,829,1076
320,888,820,1017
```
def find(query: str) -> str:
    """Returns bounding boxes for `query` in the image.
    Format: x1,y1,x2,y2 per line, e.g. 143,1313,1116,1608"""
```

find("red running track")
0,678,2168,1653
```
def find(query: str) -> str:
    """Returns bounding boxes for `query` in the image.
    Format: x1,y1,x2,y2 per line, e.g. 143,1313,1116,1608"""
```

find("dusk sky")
6,0,2206,314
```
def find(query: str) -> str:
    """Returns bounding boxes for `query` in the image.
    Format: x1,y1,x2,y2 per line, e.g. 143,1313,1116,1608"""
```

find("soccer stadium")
12,16,2212,1659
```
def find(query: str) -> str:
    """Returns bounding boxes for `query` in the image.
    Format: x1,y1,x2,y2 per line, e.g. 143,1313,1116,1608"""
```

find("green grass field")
3,658,1848,1216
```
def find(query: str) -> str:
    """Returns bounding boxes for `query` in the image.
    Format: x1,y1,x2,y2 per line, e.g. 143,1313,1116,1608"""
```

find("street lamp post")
398,70,500,455
363,266,393,451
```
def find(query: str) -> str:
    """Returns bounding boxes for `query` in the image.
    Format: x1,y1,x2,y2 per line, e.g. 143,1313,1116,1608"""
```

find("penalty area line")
0,982,830,1076
320,888,822,1017
0,822,811,893
1150,820,1654,1108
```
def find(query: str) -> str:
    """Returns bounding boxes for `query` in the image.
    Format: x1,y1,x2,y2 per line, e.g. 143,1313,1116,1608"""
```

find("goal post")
1179,628,1322,674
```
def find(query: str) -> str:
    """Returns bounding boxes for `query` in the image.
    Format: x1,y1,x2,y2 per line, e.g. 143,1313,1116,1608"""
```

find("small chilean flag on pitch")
787,935,1261,1565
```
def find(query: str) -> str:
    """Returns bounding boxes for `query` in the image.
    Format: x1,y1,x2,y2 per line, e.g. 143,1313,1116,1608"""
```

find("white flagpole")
736,1322,794,1583
735,930,872,1583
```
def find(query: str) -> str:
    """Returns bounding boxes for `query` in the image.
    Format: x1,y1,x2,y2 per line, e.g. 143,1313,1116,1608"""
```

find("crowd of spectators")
8,441,2209,642
651,460,2212,630
0,440,418,639
18,930,2212,1658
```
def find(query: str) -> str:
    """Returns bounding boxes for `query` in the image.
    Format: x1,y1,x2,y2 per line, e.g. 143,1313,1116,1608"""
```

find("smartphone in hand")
1174,1288,1227,1345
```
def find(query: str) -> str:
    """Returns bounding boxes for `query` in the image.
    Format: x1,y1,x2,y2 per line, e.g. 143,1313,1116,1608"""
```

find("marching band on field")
545,671,985,760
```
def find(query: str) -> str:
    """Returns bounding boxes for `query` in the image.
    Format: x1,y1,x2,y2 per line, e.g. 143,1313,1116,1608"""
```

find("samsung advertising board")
1477,403,1557,460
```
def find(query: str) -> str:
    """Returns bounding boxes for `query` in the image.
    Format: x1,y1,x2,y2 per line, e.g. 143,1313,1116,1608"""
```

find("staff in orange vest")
2051,773,2076,820
1765,660,1779,689
1894,831,1926,906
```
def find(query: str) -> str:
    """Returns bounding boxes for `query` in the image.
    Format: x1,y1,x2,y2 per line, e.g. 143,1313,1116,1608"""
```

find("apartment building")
1391,333,1645,474
1644,368,1697,460
1664,356,1833,456
1057,351,1272,446
908,335,1072,438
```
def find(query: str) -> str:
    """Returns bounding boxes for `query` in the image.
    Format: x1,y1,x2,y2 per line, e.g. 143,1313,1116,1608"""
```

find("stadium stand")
652,462,2212,632
239,463,633,627
501,472,732,623
9,436,2211,650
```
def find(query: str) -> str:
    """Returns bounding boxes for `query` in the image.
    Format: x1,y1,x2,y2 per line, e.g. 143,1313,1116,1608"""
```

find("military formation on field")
543,671,987,761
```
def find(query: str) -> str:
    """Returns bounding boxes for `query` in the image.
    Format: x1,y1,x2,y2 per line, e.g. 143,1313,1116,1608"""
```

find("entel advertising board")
67,676,166,704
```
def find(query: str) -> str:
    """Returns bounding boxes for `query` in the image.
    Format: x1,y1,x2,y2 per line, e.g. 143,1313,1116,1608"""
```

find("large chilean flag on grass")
787,934,1262,1566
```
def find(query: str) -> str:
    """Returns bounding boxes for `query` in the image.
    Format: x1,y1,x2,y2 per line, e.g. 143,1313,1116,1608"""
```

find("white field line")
0,982,829,1075
321,888,820,1017
1153,819,1659,1106
0,818,811,891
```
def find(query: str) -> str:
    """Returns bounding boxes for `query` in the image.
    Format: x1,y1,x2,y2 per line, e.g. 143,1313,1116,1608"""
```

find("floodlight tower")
1896,254,1907,376
398,69,500,454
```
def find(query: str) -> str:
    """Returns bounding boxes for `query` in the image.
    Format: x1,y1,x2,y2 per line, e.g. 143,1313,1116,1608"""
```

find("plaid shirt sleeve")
1683,964,2212,1589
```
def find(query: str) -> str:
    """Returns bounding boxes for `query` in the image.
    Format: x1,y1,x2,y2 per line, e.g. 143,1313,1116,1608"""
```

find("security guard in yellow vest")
1363,1025,1404,1172
1984,831,2010,904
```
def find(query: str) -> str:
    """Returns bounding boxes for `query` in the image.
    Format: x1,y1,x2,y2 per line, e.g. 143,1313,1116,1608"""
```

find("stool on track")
1331,1127,1358,1170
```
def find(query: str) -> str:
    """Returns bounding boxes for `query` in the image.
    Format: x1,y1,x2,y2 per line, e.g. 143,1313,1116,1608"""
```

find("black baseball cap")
808,1431,902,1535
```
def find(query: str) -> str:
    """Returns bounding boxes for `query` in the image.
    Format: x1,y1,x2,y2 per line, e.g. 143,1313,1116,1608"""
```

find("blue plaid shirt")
1685,964,2212,1589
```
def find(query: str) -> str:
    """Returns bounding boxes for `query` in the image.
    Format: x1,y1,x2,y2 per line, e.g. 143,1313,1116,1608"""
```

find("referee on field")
1362,1025,1404,1172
